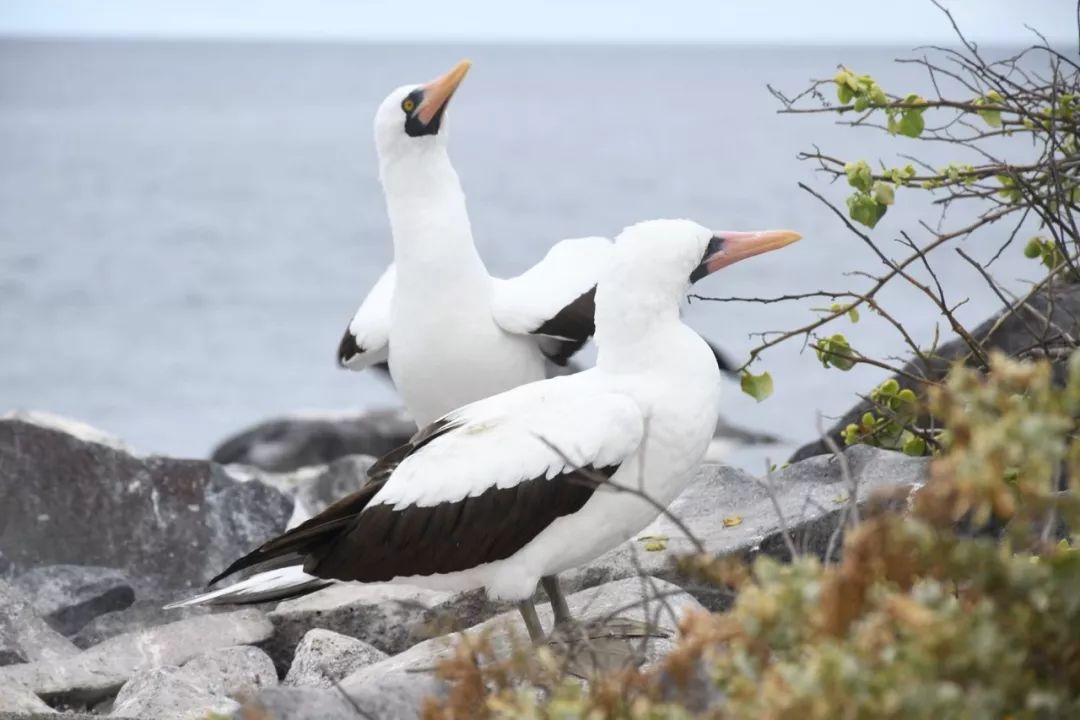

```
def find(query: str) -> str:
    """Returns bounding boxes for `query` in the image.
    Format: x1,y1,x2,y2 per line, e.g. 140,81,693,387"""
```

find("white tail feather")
164,565,331,609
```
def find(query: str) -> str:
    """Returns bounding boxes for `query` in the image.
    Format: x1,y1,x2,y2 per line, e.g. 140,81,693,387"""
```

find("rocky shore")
1,410,927,719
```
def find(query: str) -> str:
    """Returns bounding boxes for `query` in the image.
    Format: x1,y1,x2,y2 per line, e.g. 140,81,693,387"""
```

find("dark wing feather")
531,286,597,366
207,480,385,586
307,464,617,582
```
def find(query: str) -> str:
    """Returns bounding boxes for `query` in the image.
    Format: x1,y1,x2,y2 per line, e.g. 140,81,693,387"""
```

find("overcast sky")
1,0,1076,44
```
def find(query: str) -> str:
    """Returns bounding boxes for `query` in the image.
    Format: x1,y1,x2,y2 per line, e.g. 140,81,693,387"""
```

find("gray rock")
0,580,78,666
235,686,363,720
265,583,507,674
110,667,239,720
253,455,376,527
284,630,387,689
340,577,703,717
0,415,294,590
71,601,214,651
12,566,135,636
0,609,273,705
561,445,928,609
179,646,277,697
0,680,54,714
210,408,414,472
791,282,1080,461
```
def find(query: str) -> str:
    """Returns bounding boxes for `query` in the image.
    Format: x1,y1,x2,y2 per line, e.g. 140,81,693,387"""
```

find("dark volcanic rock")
12,566,135,637
791,282,1080,461
0,580,78,666
0,416,294,590
210,408,414,472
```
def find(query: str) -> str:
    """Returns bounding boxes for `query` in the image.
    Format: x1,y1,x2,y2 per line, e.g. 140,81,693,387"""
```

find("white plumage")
169,219,801,613
336,60,615,427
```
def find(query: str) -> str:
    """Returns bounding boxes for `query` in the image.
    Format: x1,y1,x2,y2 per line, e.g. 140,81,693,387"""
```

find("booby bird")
337,59,618,429
169,219,802,641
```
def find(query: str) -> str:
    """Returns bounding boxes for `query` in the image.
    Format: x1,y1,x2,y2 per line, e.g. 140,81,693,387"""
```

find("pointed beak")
694,229,802,281
417,60,471,125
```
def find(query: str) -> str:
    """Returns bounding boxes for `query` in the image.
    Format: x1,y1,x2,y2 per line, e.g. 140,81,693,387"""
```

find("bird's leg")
541,575,574,628
516,599,546,643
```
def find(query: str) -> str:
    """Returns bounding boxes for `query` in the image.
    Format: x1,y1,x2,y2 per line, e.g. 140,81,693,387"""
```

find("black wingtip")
337,329,362,368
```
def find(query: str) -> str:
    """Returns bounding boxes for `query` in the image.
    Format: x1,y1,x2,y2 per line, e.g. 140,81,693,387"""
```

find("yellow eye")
402,99,416,113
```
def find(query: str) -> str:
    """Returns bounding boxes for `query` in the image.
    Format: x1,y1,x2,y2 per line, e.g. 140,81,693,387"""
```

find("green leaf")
897,109,925,138
902,433,927,457
740,370,774,402
978,108,1002,128
846,193,887,228
848,306,860,323
872,181,896,206
844,160,873,192
817,334,857,371
1024,238,1042,258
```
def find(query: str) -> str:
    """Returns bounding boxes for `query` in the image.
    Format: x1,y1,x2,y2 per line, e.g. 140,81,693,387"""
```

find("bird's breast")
388,305,545,426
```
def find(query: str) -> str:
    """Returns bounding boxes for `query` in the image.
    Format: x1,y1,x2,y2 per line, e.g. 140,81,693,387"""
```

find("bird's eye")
402,98,416,113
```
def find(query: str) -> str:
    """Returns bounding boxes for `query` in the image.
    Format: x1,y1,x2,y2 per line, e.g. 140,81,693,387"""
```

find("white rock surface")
110,666,239,720
284,629,387,689
179,645,277,696
0,580,79,666
0,679,56,714
0,609,273,705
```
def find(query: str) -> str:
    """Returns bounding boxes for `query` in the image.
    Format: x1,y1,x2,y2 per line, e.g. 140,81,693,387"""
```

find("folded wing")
206,375,644,587
337,264,395,370
491,236,615,365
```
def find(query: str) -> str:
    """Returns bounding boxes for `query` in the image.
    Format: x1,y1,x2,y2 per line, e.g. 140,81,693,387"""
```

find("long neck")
594,276,685,374
380,146,489,291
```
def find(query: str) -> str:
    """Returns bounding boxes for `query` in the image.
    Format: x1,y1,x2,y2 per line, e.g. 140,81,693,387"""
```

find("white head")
373,60,471,163
611,219,803,303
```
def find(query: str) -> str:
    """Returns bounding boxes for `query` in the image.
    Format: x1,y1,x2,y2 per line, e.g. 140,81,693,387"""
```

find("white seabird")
337,60,617,428
169,219,802,640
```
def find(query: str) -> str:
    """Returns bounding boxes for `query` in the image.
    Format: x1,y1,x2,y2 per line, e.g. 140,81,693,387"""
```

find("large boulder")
284,629,387,689
0,608,273,705
109,645,276,720
791,282,1080,461
109,666,239,720
210,409,415,472
561,445,928,609
0,415,294,590
0,580,78,666
11,565,135,637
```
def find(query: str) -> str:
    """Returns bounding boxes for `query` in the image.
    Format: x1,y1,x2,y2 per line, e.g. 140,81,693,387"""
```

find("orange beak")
417,60,472,125
703,229,802,274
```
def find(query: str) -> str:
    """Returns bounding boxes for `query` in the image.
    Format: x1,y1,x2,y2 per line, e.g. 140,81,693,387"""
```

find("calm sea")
0,40,1033,470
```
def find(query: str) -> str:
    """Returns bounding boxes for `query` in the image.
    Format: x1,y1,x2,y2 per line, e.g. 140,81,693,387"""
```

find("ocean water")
0,40,1036,470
